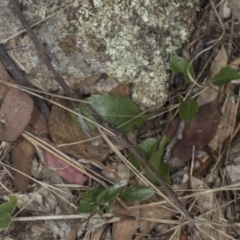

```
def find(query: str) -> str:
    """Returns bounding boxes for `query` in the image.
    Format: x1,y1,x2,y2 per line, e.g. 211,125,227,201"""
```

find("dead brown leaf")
12,138,34,192
0,88,34,142
228,0,240,22
0,62,13,100
191,177,229,240
209,46,228,77
27,106,48,136
74,73,118,96
136,204,175,240
209,85,237,151
49,98,109,161
180,232,189,240
89,225,107,240
112,202,140,240
31,158,74,214
109,85,131,97
197,46,228,107
167,100,220,162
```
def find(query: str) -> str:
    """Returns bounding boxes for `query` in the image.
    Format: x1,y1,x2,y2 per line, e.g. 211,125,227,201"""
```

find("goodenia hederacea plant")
144,136,170,185
170,56,199,121
120,185,155,202
129,136,170,185
78,181,155,216
0,195,17,230
170,56,195,83
178,98,198,122
78,180,127,216
72,94,148,134
211,66,240,86
128,138,157,171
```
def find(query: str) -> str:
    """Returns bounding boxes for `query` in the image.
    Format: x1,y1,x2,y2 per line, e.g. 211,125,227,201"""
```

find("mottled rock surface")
0,0,198,108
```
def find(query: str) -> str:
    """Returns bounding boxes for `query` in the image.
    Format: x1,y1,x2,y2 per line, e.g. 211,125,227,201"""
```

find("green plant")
74,95,170,215
78,181,155,216
129,136,170,185
0,195,17,231
72,93,148,134
170,56,240,121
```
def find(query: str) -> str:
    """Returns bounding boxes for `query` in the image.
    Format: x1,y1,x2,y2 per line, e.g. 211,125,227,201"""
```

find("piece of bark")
0,88,34,142
12,138,34,192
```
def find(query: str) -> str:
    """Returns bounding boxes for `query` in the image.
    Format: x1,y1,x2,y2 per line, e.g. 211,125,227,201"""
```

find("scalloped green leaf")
120,185,155,202
212,66,240,86
77,187,104,213
128,138,156,171
87,94,147,134
128,136,170,185
179,98,198,121
170,56,194,83
0,195,17,230
144,135,170,185
96,184,123,204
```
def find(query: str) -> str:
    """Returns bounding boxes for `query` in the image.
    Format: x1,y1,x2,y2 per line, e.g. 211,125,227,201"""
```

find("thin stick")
8,0,97,145
8,0,203,238
0,44,50,120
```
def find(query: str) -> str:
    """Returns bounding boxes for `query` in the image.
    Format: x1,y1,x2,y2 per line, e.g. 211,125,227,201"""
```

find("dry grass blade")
22,131,110,187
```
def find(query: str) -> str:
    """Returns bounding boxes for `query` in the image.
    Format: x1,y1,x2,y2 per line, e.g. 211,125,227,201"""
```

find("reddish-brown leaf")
109,85,131,97
0,88,34,142
39,138,87,184
12,138,34,192
167,101,220,162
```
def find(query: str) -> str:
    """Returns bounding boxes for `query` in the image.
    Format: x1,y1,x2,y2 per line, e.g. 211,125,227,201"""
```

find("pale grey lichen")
70,0,198,107
0,0,198,108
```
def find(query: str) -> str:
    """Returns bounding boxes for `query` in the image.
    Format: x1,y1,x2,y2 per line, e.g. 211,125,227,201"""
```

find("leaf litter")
0,1,239,240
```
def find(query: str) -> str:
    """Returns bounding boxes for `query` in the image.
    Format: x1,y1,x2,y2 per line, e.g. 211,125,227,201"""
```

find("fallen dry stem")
8,0,97,143
0,161,74,206
9,0,204,238
0,79,90,103
0,45,50,120
22,131,112,186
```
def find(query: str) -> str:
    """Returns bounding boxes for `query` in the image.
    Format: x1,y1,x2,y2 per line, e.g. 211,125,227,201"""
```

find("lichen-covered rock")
0,0,198,108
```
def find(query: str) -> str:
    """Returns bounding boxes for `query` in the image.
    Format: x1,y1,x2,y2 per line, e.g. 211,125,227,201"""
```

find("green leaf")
81,187,104,202
96,181,126,204
170,56,194,83
77,199,98,214
128,138,156,171
71,105,97,130
144,135,171,185
212,66,240,86
96,187,121,205
104,203,114,213
78,182,127,215
121,185,155,202
77,187,104,213
128,136,170,185
97,209,104,216
179,98,198,121
87,94,148,133
0,195,17,230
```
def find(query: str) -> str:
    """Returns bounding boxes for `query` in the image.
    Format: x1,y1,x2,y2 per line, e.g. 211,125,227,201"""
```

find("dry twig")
8,0,204,238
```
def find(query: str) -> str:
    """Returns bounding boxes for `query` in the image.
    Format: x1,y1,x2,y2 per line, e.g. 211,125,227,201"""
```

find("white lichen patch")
1,0,198,108
71,0,198,107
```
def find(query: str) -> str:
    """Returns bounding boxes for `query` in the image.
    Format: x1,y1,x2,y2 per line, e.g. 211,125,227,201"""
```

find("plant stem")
8,0,203,239
8,0,97,144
